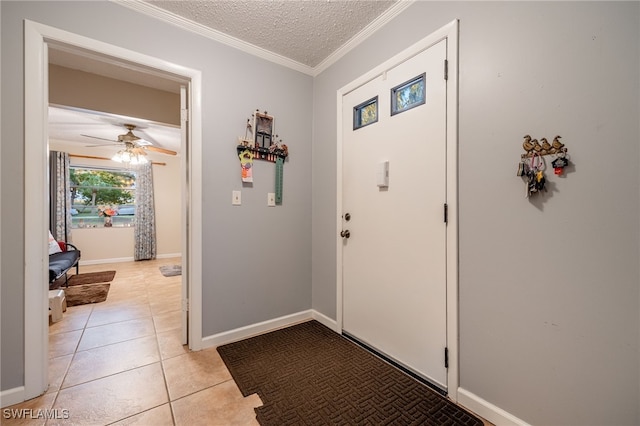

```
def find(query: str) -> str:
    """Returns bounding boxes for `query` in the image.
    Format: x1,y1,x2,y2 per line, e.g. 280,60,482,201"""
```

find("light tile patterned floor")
3,258,262,425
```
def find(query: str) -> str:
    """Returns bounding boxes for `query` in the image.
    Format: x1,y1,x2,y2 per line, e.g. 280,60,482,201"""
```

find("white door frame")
336,19,459,400
24,20,203,400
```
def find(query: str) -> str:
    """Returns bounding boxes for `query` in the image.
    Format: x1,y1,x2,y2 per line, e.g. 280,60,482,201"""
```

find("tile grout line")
45,303,94,425
150,268,179,426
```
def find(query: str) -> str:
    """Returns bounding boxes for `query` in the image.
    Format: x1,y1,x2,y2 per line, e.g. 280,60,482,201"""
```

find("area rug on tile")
217,320,483,426
159,264,181,277
67,270,115,286
63,271,115,306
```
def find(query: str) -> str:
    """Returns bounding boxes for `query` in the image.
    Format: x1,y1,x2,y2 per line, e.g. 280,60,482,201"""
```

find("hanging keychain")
552,151,569,175
535,154,546,192
525,153,546,197
517,157,526,177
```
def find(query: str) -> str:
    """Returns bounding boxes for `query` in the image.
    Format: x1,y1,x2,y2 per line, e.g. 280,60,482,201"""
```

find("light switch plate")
232,190,241,205
267,193,276,207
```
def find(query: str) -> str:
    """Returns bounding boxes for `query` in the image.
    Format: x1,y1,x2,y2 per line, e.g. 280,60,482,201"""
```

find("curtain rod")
68,153,166,166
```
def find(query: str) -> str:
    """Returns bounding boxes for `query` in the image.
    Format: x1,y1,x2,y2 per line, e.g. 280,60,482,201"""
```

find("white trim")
79,257,134,266
111,0,415,77
311,310,339,332
457,388,532,426
112,0,314,76
23,19,203,401
77,253,181,266
336,19,459,398
157,252,182,260
444,20,460,403
313,1,415,76
186,74,203,351
0,387,25,409
201,310,317,349
24,21,50,400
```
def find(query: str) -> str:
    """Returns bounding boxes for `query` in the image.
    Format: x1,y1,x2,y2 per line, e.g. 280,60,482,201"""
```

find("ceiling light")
111,147,148,165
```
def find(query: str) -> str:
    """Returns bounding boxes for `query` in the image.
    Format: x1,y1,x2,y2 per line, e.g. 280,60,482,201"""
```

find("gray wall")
312,2,639,425
1,0,312,391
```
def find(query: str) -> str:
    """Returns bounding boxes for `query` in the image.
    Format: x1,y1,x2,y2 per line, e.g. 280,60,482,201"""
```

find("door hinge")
180,108,189,122
444,347,449,369
444,203,448,224
182,298,189,311
444,59,448,81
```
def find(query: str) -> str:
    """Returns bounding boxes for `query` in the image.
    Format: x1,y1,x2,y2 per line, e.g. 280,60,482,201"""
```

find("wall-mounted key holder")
517,135,571,198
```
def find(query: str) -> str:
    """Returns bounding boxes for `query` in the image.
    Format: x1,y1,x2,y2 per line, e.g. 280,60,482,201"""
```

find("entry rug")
159,264,182,277
217,320,483,426
64,271,115,306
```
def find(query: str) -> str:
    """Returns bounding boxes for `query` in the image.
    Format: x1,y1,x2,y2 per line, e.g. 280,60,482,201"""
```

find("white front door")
342,39,448,389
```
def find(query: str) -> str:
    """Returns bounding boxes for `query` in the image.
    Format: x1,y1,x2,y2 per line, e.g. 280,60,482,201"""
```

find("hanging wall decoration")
239,149,254,183
237,109,289,203
517,135,570,198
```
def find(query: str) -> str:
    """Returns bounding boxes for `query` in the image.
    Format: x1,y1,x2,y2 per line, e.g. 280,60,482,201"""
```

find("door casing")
335,19,459,400
23,20,203,401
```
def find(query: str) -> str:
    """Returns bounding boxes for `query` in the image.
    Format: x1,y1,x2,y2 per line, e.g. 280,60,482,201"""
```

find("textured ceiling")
145,0,397,67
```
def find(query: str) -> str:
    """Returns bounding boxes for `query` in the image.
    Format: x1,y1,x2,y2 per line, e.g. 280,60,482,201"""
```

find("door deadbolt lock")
340,230,351,239
344,213,351,221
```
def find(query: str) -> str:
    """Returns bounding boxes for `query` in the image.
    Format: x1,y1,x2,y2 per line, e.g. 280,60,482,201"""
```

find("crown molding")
111,0,315,76
312,1,415,76
111,0,414,77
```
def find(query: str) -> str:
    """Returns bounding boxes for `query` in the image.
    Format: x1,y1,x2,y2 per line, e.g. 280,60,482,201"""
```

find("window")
70,166,136,228
391,73,426,116
353,96,378,130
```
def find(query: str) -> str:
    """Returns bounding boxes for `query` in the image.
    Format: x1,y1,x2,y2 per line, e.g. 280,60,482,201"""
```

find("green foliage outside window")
70,167,136,228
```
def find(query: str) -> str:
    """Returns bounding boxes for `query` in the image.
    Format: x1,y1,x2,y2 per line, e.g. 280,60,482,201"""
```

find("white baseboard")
156,253,181,259
311,310,339,332
0,386,25,409
79,253,182,266
202,309,337,349
79,257,134,266
457,388,530,426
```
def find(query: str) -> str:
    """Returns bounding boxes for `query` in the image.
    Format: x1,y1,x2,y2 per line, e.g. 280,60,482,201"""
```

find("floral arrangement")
97,206,119,217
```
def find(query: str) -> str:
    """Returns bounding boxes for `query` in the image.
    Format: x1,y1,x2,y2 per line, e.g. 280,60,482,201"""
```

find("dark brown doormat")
63,271,116,306
217,320,483,426
67,270,116,286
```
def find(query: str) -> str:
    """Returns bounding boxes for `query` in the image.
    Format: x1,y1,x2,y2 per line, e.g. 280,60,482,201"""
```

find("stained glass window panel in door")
391,73,426,116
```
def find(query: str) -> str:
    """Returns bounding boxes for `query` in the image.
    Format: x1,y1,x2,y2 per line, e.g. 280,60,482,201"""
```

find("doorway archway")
24,20,203,400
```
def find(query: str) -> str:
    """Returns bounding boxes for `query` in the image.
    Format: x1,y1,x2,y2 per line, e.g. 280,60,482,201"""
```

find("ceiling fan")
82,123,178,161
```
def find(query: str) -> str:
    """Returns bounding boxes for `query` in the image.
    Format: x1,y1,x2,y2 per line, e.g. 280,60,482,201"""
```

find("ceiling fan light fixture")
111,148,148,165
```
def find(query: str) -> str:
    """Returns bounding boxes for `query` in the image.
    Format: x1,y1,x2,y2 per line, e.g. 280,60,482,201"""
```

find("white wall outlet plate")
232,190,241,205
267,193,276,207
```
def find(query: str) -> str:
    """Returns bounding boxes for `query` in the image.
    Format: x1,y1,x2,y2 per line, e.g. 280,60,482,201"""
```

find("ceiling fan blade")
81,134,119,143
85,143,120,148
144,145,177,156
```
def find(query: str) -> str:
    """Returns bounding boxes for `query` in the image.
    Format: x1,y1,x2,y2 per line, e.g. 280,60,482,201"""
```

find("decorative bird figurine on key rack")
540,138,552,155
532,139,542,153
522,135,534,152
552,135,564,151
